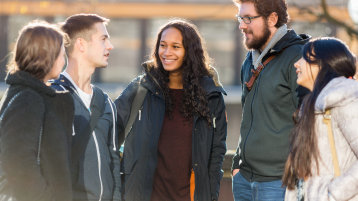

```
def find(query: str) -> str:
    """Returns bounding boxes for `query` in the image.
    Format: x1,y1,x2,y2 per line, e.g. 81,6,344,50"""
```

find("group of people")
0,0,357,201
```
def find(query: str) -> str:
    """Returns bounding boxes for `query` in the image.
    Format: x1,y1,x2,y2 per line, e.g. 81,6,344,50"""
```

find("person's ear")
75,38,87,52
267,12,278,27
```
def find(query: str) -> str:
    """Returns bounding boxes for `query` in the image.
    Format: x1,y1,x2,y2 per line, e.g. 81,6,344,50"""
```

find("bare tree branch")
320,0,358,39
291,0,358,39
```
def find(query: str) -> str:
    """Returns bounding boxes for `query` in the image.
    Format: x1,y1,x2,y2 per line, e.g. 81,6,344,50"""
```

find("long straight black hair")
283,37,356,190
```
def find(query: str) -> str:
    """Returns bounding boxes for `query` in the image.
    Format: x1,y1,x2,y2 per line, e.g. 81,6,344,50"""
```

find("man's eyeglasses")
236,15,261,24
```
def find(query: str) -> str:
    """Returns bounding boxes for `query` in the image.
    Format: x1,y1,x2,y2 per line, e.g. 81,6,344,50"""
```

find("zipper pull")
213,117,216,129
72,124,75,136
139,109,142,121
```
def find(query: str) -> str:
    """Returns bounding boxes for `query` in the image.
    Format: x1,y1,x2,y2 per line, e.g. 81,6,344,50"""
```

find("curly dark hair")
145,19,212,124
233,0,289,28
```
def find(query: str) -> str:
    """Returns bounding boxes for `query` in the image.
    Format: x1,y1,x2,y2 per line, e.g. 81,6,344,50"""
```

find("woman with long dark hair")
283,37,358,200
115,19,227,201
0,21,74,201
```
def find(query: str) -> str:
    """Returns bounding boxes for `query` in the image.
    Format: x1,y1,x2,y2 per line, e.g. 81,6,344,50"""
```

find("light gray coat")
285,77,358,201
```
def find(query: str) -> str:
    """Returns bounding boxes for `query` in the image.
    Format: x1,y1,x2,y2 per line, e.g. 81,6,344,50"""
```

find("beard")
243,21,271,50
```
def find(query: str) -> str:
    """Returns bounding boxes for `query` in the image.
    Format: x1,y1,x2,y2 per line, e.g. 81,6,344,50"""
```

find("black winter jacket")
0,71,74,201
115,69,227,201
232,30,310,182
51,74,121,201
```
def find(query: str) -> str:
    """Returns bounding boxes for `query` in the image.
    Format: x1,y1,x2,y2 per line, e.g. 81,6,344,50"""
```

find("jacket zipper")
242,69,262,181
72,124,76,136
92,131,103,201
191,116,199,201
88,105,103,201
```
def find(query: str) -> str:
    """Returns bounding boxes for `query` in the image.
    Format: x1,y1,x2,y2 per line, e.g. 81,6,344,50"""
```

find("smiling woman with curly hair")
115,19,227,201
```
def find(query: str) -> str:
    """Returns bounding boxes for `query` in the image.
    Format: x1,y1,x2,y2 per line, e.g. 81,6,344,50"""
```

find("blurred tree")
293,0,358,39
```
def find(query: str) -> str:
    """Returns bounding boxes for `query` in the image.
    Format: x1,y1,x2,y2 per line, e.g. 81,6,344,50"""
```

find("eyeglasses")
236,15,261,24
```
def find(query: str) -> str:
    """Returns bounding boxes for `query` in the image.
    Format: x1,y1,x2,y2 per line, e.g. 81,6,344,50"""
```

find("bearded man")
231,0,310,200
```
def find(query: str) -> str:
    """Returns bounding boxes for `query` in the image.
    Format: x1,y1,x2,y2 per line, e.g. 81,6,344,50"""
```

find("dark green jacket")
232,30,310,182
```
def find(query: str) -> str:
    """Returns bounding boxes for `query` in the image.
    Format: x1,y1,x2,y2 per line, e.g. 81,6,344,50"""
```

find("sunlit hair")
233,0,289,28
283,37,356,190
145,18,212,123
7,20,68,80
61,13,109,54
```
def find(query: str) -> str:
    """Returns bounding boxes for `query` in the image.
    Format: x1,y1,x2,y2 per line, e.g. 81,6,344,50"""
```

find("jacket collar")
53,74,76,90
52,74,105,111
6,71,56,96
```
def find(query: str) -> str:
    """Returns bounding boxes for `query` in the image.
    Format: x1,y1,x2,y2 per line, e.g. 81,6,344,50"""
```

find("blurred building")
1,0,357,152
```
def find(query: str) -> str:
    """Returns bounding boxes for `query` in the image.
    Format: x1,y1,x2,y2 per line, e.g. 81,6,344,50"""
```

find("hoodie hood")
270,30,311,54
315,77,358,112
6,71,56,96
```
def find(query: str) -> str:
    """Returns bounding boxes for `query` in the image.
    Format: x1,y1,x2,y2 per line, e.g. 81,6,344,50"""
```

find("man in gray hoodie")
231,0,310,200
51,14,121,201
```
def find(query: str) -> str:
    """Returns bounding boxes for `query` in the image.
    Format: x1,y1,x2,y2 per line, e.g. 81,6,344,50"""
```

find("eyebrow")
160,41,182,45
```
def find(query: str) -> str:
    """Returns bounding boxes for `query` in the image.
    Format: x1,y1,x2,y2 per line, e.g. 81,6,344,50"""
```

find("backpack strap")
124,76,148,140
323,109,341,177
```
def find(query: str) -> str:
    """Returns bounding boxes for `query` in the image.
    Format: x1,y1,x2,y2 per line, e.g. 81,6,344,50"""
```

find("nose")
163,47,172,56
294,61,299,69
107,40,114,50
239,22,247,30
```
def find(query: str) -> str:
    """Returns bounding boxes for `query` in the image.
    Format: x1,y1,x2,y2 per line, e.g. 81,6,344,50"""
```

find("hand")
232,169,240,177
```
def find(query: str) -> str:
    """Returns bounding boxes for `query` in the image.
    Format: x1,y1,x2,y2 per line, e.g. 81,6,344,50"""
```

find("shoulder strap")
124,76,148,139
323,109,341,177
71,86,107,163
245,55,276,91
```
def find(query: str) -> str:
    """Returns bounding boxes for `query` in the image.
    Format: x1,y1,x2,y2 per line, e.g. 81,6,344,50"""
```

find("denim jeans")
232,172,286,201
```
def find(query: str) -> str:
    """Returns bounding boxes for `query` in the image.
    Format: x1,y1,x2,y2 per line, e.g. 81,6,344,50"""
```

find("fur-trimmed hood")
315,77,358,112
